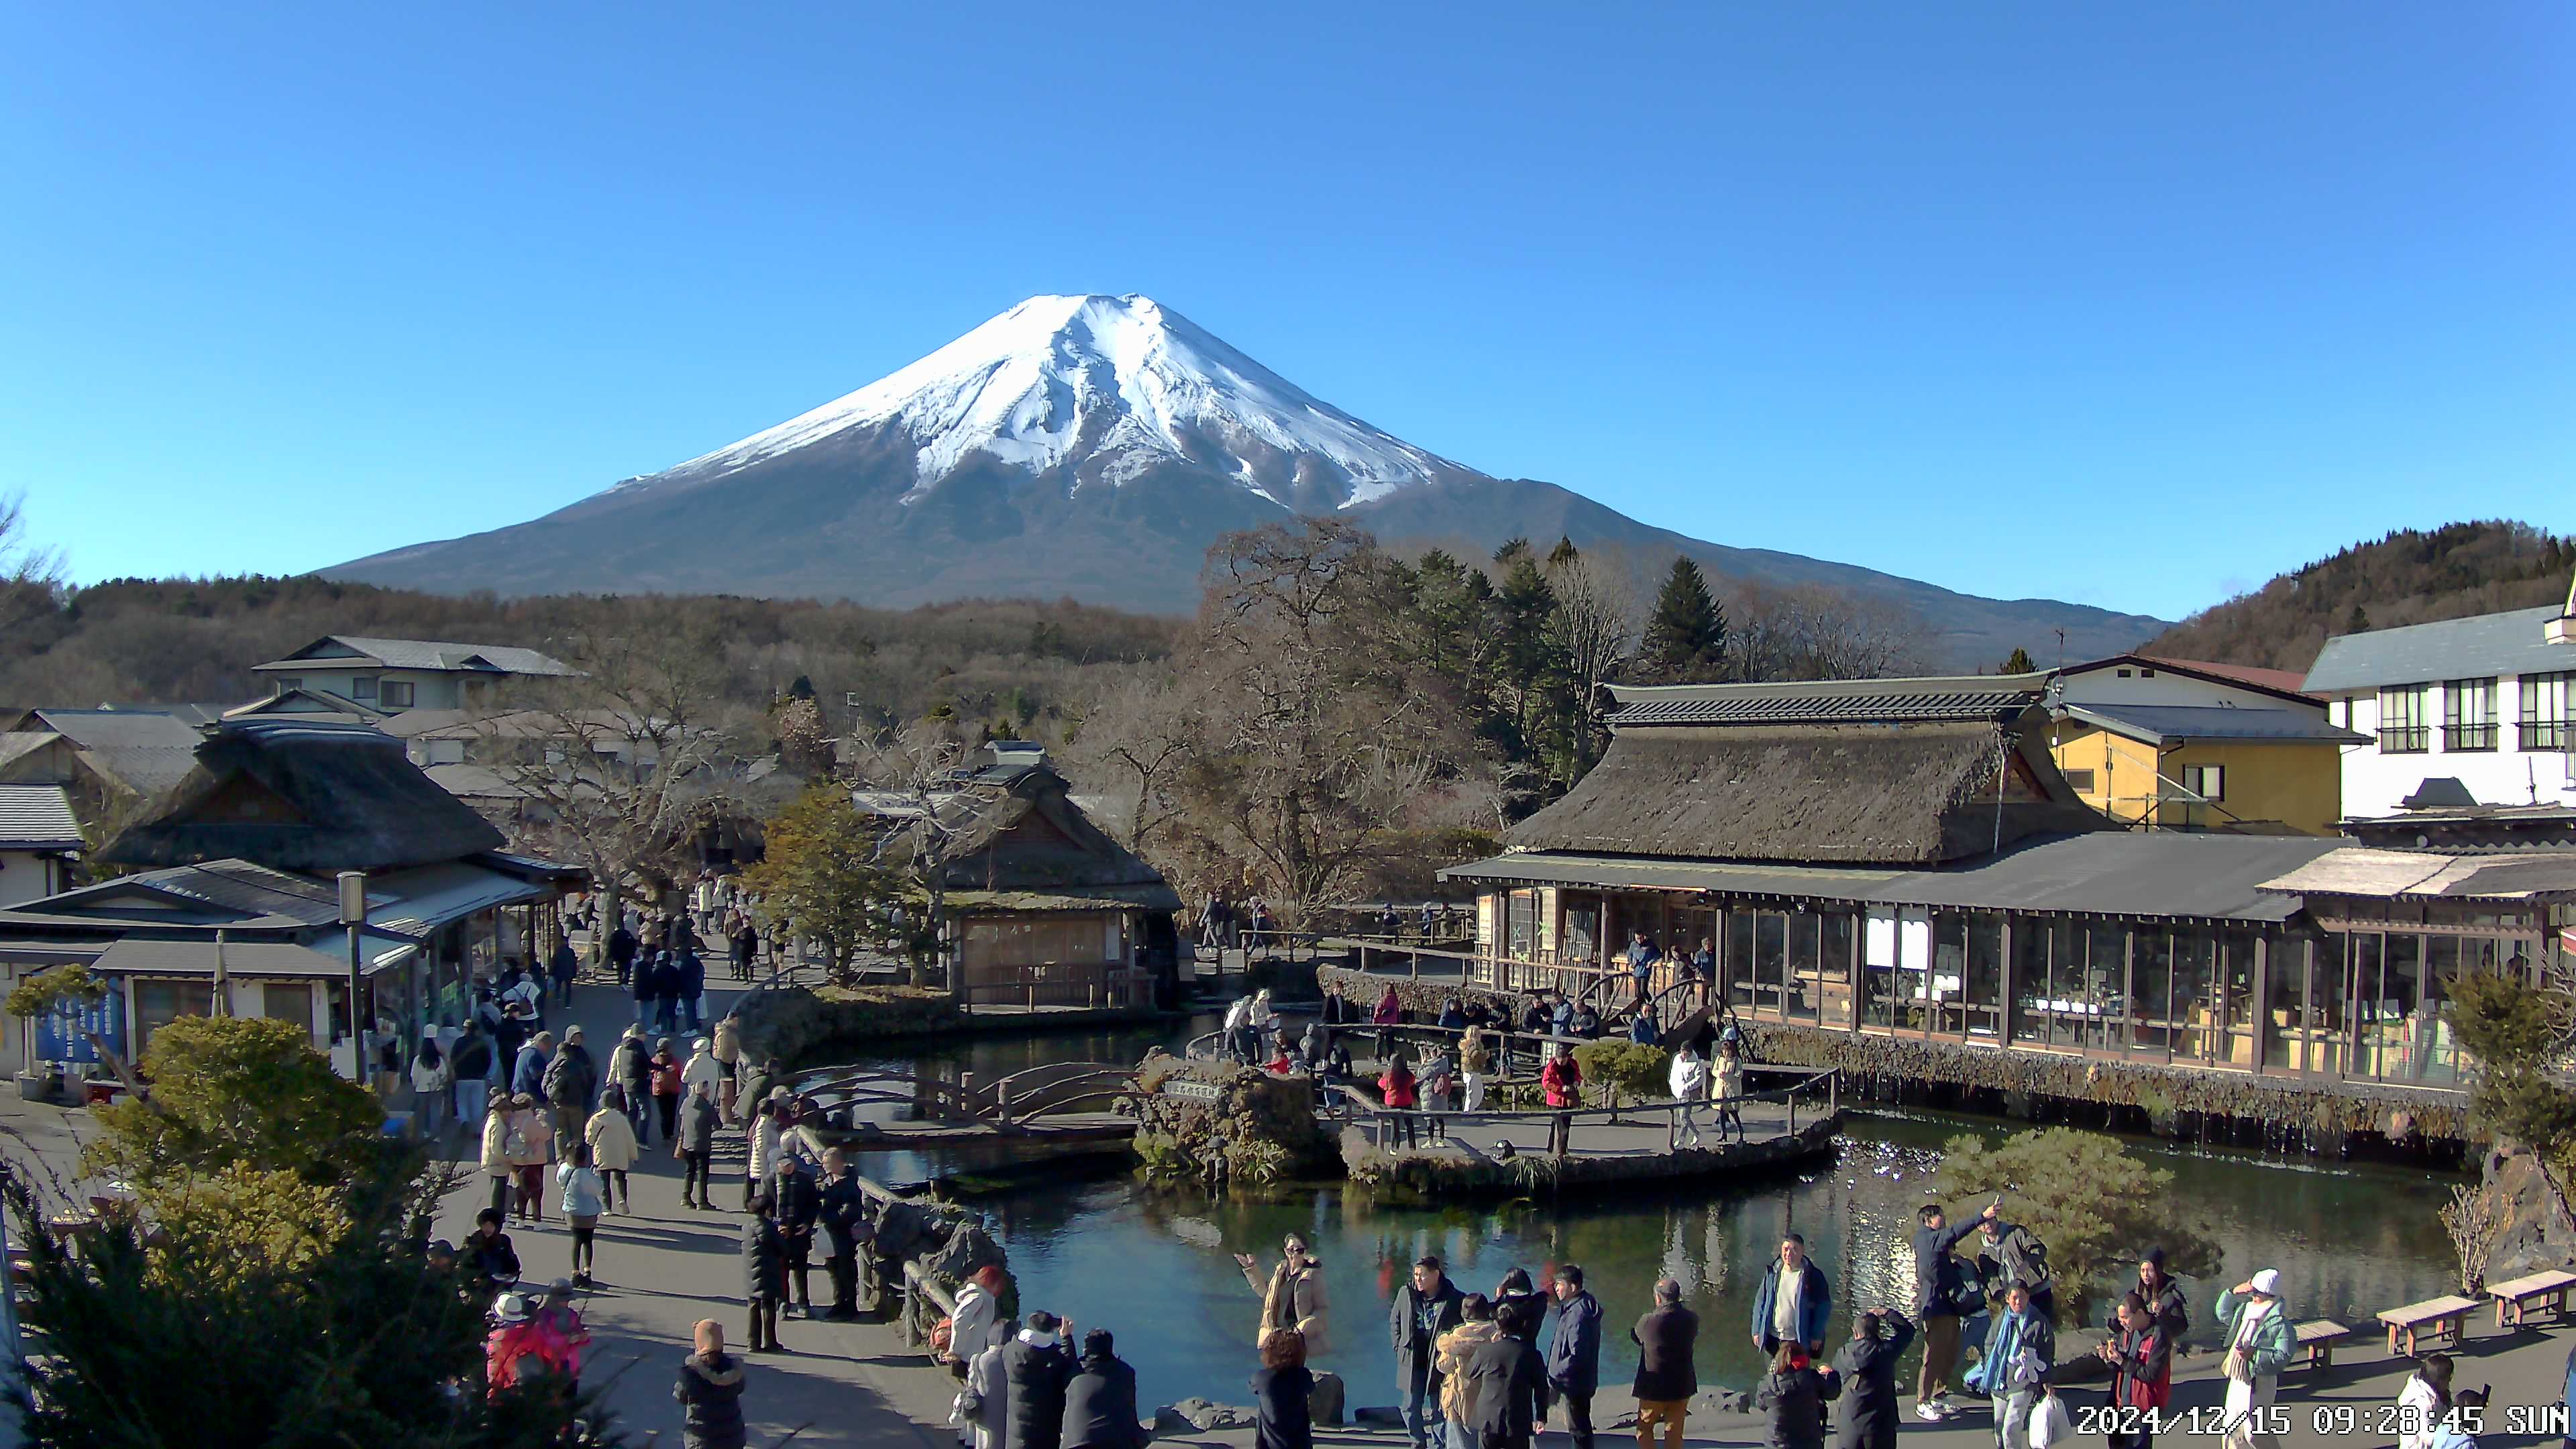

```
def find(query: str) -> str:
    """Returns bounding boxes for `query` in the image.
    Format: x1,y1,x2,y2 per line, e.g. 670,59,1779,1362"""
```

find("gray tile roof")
15,709,207,796
2057,703,2370,746
252,635,574,677
0,784,83,849
1444,830,2344,923
2304,606,2576,692
1606,674,2048,727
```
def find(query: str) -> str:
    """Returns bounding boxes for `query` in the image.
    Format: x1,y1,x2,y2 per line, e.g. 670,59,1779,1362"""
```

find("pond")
835,1022,2463,1417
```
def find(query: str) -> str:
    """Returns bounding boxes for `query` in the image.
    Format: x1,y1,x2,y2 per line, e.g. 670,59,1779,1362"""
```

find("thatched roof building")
1508,676,2104,866
853,742,1181,1008
102,718,503,873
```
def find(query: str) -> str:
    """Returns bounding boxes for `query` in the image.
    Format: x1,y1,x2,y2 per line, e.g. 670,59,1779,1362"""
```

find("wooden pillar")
2118,925,2135,1055
1847,913,1862,1036
1998,914,2015,1047
2251,934,2270,1077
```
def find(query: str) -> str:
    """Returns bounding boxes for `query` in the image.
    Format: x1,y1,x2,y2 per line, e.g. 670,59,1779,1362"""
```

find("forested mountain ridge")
0,574,1176,740
2143,521,2574,674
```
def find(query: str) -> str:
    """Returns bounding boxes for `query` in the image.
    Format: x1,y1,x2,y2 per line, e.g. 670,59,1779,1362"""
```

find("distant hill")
2145,521,2575,674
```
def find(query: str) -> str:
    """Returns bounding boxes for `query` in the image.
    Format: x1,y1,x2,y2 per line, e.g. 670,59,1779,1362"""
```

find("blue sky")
4,3,2569,621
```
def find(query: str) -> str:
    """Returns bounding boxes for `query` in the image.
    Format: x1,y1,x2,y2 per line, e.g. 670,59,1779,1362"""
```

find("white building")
2304,602,2576,821
250,635,574,712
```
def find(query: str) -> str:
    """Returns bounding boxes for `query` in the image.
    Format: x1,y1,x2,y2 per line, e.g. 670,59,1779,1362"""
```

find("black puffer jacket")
1062,1352,1146,1449
1833,1313,1915,1449
1000,1334,1078,1449
741,1218,786,1301
1754,1363,1841,1449
674,1350,747,1449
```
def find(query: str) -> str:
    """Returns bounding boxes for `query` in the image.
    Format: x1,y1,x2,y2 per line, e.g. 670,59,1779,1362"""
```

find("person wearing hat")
712,1014,743,1124
543,1024,598,1144
466,1207,520,1288
2215,1270,2293,1449
675,1318,749,1449
684,1036,724,1124
484,1291,549,1399
534,1277,593,1383
676,1080,722,1209
609,1024,653,1145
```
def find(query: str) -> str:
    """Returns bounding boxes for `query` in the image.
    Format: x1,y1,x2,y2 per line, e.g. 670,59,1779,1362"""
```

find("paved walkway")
13,971,2576,1448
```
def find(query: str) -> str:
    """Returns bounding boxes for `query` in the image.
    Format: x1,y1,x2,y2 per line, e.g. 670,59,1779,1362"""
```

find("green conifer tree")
1635,557,1729,682
1998,647,2036,674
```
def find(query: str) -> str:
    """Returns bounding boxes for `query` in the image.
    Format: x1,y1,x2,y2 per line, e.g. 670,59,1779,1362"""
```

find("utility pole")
339,871,368,1082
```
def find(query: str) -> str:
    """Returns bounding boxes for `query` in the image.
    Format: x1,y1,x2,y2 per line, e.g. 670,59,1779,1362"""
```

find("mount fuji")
331,293,2165,664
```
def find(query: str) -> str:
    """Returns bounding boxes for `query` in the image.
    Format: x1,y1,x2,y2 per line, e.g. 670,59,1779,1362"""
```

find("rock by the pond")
1308,1370,1345,1426
1354,1405,1408,1428
1155,1399,1260,1432
1693,1387,1751,1416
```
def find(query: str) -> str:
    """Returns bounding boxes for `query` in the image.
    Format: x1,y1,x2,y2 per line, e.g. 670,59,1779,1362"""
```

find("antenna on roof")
2053,628,2065,673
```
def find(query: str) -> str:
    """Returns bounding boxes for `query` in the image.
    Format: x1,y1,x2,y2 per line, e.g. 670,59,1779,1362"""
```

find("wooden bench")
2294,1318,2352,1369
2379,1295,2481,1356
2489,1269,2576,1329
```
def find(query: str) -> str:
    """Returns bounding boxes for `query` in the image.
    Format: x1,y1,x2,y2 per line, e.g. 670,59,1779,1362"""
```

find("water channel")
835,1018,2464,1417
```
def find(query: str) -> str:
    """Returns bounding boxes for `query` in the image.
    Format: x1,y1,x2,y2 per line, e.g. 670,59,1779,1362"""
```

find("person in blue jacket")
1752,1233,1833,1358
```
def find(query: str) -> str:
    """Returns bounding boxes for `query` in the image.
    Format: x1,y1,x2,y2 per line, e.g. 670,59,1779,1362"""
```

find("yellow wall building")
2043,655,2366,835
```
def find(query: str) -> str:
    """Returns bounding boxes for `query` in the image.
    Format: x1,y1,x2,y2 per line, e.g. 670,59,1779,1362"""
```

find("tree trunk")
590,879,623,965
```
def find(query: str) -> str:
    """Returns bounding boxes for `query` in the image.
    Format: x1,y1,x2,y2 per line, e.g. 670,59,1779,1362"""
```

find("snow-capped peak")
653,294,1476,508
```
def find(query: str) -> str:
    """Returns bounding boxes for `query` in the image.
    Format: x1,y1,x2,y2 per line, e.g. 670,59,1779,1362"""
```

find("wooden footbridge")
788,1059,1142,1147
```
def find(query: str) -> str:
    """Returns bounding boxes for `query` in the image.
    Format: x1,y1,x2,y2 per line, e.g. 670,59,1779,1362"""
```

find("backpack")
543,1051,578,1104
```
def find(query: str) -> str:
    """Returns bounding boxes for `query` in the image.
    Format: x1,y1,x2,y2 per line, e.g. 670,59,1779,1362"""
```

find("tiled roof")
2304,606,2576,692
253,635,574,677
1605,674,2047,728
2057,702,2369,746
0,784,83,849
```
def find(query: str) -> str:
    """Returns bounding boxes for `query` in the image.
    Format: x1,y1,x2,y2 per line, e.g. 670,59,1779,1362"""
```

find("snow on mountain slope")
641,293,1476,508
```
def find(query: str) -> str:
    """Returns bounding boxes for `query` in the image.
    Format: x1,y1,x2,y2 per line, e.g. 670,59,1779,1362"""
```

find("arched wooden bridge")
787,1060,1142,1145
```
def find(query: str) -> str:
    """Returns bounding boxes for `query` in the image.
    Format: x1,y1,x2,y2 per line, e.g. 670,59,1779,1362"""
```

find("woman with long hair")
1234,1234,1330,1354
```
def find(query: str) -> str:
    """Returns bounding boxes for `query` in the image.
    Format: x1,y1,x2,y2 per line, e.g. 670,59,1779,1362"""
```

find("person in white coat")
1668,1043,1710,1148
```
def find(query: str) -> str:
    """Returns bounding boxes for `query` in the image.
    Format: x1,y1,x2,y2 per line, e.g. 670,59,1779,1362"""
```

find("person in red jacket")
1379,1057,1419,1109
1541,1044,1583,1109
2095,1291,2171,1449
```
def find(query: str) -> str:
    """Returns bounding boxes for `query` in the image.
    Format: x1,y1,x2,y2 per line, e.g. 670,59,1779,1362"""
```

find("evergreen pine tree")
1998,647,2036,674
2346,604,2371,634
1636,557,1728,682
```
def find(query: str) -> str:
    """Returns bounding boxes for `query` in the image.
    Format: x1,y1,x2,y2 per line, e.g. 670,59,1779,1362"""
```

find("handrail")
1335,1065,1837,1126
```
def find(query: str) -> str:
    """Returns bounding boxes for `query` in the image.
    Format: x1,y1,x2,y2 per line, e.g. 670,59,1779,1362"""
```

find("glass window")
2377,686,2430,753
1819,912,1856,1027
2180,764,2226,802
2171,928,2217,1061
2062,767,2096,793
134,979,215,1051
381,679,416,708
1506,892,1536,960
2089,925,2128,1051
1786,914,1821,1022
1964,915,2003,1038
352,675,378,700
2010,921,2052,1044
2522,672,2573,751
2130,929,2174,1055
1561,906,1597,965
2443,678,2498,752
1755,912,1788,1021
1728,910,1759,1016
